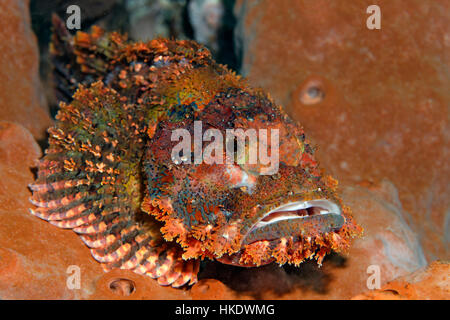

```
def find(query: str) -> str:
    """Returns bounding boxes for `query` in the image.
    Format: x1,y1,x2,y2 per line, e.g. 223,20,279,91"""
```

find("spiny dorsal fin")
50,14,124,103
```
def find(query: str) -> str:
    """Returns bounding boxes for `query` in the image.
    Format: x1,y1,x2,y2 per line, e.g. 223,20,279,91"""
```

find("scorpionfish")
29,16,362,288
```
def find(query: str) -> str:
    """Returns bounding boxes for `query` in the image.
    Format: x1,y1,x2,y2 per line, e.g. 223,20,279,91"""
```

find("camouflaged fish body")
29,16,362,288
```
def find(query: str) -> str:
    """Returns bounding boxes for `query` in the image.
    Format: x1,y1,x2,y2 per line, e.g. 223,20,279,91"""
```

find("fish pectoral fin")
138,244,200,288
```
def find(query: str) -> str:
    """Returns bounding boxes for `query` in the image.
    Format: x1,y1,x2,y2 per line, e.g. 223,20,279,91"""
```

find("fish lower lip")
242,212,345,245
242,199,344,245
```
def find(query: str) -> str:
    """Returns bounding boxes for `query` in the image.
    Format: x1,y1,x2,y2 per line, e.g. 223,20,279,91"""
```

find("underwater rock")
0,122,41,210
0,0,52,141
352,261,449,300
328,182,427,298
234,0,450,262
191,279,245,300
88,268,189,300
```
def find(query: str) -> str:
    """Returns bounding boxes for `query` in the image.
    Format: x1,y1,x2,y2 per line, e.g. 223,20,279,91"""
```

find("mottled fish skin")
29,15,362,288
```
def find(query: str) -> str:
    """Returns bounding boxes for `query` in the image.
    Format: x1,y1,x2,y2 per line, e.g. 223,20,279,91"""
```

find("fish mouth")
242,199,345,245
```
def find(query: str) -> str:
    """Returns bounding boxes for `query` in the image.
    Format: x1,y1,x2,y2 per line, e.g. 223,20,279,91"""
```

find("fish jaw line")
242,199,344,245
256,199,341,226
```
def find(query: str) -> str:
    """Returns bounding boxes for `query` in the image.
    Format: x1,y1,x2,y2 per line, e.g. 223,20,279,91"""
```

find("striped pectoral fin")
29,182,199,288
92,236,200,288
128,242,200,288
173,258,200,287
29,189,96,224
30,189,199,287
153,245,200,287
27,82,199,288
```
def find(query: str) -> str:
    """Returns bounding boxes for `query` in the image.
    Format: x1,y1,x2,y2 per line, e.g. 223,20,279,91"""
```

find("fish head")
142,87,362,267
